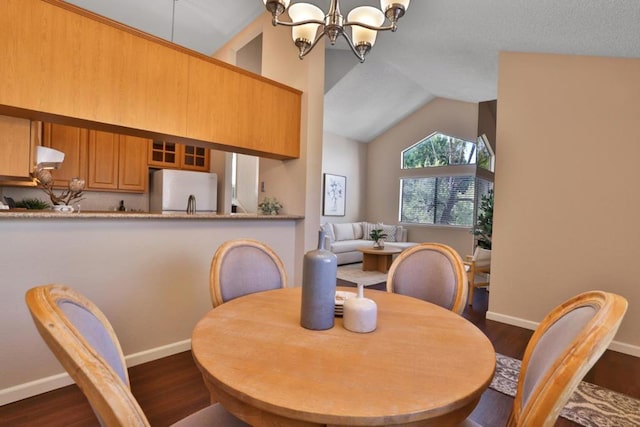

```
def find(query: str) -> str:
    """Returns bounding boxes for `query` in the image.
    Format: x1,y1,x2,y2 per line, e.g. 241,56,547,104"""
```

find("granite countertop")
0,210,304,220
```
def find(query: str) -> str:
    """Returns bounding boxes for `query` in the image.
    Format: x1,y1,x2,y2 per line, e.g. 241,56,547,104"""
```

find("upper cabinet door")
87,130,119,190
180,145,209,171
43,123,88,188
119,135,148,192
148,140,180,168
148,140,210,172
0,115,33,178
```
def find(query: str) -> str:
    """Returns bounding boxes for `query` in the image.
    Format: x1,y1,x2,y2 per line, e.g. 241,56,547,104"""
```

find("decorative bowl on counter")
52,205,74,213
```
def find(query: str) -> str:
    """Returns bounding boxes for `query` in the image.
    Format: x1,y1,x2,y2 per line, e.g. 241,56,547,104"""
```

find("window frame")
398,133,494,228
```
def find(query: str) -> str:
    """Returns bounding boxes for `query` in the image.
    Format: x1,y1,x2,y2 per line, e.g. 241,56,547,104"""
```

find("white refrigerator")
149,169,218,213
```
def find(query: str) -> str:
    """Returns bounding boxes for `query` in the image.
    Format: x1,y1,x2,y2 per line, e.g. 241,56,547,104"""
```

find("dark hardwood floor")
1,287,638,427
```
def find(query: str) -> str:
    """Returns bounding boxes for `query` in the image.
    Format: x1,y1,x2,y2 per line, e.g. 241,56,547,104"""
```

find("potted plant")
258,197,283,215
472,189,493,249
369,228,388,249
16,198,51,210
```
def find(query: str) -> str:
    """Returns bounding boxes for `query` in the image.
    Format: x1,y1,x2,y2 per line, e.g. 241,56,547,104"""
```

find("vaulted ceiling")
65,0,640,142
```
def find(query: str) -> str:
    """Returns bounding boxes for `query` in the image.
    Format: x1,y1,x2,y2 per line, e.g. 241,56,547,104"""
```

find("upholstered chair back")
210,239,287,307
507,291,628,427
26,285,249,427
387,243,468,314
26,285,150,426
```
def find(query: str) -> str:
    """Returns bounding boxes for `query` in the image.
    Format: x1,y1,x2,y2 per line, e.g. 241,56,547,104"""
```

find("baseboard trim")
0,373,74,407
125,339,192,367
486,311,640,358
0,339,192,406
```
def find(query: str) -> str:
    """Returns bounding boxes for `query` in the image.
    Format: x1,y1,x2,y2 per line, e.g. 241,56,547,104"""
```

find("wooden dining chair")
463,246,491,306
386,242,468,314
460,290,628,427
210,238,287,308
25,284,248,427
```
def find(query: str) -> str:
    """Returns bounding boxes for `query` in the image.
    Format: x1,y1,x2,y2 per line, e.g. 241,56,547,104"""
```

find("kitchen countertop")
0,210,304,220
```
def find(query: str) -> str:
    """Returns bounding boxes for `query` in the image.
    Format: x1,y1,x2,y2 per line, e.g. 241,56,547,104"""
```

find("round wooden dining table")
191,287,495,427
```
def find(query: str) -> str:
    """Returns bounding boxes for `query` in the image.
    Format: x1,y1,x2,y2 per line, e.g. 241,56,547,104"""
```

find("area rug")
336,263,387,287
491,353,640,426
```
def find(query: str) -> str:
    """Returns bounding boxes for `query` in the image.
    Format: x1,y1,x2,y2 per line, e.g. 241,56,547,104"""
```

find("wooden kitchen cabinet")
1,0,301,160
44,123,148,192
88,130,119,190
88,130,149,192
186,56,301,159
118,135,148,191
148,140,209,172
0,115,36,179
43,123,88,188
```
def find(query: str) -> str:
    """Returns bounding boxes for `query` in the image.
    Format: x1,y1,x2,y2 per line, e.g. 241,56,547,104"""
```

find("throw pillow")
381,224,398,242
321,223,335,242
363,222,374,240
333,223,355,241
353,222,364,239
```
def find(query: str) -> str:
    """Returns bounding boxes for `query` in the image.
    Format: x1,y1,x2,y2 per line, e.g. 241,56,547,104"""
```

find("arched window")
399,132,494,227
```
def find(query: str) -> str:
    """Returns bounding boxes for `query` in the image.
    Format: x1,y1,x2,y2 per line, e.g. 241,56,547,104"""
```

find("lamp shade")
288,3,325,44
348,6,385,47
380,0,410,13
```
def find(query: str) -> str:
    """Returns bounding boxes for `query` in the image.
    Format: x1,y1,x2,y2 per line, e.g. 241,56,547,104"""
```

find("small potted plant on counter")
258,197,283,215
369,228,388,249
16,198,51,210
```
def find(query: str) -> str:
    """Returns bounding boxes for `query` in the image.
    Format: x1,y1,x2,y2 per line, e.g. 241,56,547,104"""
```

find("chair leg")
467,266,476,306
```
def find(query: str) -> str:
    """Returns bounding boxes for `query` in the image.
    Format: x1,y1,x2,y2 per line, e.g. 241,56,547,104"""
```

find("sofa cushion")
353,222,364,239
330,240,372,254
334,223,355,241
386,241,418,250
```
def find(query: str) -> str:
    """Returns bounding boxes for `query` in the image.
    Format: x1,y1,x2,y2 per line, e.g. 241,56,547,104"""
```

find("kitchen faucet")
186,194,196,214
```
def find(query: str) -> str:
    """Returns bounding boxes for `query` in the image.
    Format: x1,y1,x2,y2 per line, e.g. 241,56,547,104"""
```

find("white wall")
235,153,259,213
490,52,640,355
215,14,325,284
0,217,299,404
321,131,367,224
366,98,480,256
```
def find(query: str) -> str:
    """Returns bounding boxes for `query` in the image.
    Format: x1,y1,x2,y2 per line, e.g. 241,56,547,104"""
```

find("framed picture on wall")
323,173,346,216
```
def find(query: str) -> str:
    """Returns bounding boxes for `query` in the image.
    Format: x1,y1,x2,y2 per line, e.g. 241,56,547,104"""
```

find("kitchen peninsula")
0,0,323,408
0,212,301,405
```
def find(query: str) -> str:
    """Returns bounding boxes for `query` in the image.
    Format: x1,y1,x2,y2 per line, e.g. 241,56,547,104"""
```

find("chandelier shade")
262,0,411,62
348,6,385,53
288,3,325,46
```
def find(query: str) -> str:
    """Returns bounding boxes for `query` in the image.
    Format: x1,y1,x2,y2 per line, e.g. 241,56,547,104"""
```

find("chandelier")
262,0,411,62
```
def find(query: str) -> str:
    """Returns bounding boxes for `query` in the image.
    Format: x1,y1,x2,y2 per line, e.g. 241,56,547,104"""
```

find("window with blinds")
399,132,494,227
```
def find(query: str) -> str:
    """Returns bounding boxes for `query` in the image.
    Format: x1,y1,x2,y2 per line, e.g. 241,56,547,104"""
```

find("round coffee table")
358,246,402,273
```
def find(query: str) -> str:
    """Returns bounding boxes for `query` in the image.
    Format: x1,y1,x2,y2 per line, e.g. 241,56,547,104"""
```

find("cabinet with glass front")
148,140,209,172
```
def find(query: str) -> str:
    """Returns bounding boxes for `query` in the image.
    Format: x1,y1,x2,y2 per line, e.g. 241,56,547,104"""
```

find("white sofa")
321,222,418,265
